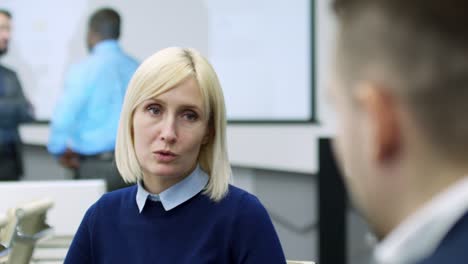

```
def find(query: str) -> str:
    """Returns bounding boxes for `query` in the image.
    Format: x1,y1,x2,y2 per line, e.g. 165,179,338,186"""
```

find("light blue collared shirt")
47,40,139,155
136,165,209,213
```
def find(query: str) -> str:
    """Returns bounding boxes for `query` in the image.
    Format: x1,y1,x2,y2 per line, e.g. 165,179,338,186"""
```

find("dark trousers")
76,156,129,192
0,154,20,181
0,143,22,181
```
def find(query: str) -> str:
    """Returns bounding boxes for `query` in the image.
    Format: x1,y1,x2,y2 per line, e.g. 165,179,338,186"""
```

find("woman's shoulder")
221,185,277,238
223,185,252,202
93,185,137,210
81,185,137,225
221,185,266,214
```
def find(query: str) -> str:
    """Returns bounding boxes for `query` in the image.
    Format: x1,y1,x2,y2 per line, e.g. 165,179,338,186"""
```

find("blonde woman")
64,47,286,263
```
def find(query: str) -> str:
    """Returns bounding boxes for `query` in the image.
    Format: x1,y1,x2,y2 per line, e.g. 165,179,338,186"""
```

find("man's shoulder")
418,211,468,263
75,50,138,75
90,47,137,63
0,64,17,76
65,58,92,78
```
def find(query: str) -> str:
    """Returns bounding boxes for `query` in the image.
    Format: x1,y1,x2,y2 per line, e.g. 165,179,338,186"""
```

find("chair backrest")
7,198,54,264
0,214,10,264
0,208,17,252
0,216,7,228
0,180,105,236
0,214,8,243
0,244,7,264
287,260,315,264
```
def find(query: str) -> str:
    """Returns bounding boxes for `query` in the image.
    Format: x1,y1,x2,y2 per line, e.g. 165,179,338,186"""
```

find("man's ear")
356,82,401,163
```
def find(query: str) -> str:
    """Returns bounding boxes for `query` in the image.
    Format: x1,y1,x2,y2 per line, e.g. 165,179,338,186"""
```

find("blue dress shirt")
136,165,209,212
47,40,138,155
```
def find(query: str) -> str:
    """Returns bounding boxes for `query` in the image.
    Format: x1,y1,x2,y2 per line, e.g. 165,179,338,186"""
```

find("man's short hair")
332,0,468,162
0,9,12,19
89,8,120,40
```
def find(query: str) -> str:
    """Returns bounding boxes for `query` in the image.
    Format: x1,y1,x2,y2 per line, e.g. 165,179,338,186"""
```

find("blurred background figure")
47,7,138,191
0,9,34,181
330,0,468,263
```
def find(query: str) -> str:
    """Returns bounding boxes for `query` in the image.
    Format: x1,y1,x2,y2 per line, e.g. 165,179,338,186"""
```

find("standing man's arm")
47,64,89,160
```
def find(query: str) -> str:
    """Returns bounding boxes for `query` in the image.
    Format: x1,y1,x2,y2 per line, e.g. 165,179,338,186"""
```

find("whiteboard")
206,0,312,121
1,0,312,122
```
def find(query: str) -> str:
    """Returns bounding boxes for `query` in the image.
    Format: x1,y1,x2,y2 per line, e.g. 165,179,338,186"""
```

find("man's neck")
380,161,468,238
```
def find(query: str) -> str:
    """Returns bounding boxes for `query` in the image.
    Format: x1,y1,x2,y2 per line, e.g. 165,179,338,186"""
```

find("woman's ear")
202,124,214,145
356,82,402,163
202,134,209,145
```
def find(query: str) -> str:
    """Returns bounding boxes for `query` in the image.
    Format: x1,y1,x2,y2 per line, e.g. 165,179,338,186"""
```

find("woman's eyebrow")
178,103,202,111
144,98,165,105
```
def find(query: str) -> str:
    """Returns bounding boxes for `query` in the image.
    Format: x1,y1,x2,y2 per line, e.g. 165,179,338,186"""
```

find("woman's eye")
146,104,161,115
182,111,198,121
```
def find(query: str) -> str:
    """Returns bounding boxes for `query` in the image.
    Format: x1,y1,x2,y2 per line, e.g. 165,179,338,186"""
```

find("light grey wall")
252,169,317,261
22,145,69,181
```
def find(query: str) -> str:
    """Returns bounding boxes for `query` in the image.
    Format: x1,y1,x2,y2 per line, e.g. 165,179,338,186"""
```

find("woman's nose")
159,116,177,144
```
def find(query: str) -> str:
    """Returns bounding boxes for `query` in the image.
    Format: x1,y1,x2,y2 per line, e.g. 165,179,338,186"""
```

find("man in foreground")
330,1,468,263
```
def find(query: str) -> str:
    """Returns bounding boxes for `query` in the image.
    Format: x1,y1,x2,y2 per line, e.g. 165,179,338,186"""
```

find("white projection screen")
1,0,313,122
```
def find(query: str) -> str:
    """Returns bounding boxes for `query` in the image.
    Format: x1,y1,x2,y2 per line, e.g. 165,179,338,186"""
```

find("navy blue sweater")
64,185,286,264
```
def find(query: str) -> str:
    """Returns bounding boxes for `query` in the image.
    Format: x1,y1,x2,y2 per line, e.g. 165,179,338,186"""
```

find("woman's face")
132,77,210,186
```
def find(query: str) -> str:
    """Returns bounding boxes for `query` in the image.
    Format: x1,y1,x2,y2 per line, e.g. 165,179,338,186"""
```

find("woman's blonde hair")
115,47,231,201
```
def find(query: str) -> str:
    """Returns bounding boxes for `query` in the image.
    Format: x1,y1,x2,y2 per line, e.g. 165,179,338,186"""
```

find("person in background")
0,9,34,181
48,7,138,191
330,0,468,263
64,47,286,263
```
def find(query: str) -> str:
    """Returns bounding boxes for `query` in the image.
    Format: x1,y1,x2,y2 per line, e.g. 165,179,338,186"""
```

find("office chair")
0,214,10,264
5,198,54,264
0,215,7,229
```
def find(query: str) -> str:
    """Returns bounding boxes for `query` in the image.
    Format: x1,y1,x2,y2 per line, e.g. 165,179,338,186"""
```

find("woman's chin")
143,163,194,180
147,166,181,178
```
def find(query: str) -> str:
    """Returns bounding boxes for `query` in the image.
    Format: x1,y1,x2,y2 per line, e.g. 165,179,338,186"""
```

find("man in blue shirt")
0,9,34,181
48,8,138,191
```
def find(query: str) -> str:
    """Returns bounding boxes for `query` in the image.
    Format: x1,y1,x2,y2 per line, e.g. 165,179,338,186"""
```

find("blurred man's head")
0,9,12,56
330,0,468,238
87,8,121,51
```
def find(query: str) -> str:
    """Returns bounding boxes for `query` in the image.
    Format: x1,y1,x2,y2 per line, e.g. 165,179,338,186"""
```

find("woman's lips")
153,150,177,162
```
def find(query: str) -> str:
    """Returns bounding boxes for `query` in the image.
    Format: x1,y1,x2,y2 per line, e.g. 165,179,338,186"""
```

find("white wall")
5,0,314,122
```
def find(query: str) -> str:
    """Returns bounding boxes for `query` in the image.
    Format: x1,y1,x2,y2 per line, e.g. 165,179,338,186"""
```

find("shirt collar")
136,165,209,213
92,39,120,54
374,176,468,264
